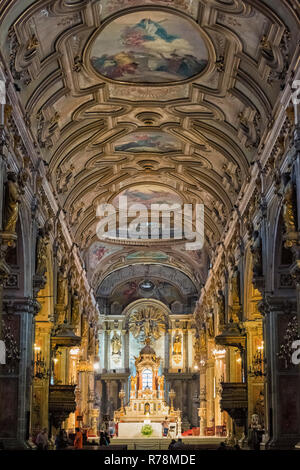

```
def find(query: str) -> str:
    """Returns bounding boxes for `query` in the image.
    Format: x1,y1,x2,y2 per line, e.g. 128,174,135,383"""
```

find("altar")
118,422,162,438
114,339,181,438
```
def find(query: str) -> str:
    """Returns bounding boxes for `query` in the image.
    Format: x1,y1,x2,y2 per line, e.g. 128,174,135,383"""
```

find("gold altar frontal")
114,340,181,438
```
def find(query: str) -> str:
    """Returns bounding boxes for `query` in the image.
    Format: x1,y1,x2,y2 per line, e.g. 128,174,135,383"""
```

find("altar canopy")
114,339,181,437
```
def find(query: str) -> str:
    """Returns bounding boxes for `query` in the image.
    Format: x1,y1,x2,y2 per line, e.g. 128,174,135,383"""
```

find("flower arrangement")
141,424,153,437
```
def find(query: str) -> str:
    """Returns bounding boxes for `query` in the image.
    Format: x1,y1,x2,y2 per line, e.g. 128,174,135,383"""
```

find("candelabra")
33,349,50,380
169,388,176,411
248,344,266,377
119,389,125,412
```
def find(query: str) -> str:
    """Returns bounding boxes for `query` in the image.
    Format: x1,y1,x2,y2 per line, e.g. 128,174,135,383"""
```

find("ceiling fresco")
112,185,183,208
113,131,182,153
90,10,208,83
1,0,299,301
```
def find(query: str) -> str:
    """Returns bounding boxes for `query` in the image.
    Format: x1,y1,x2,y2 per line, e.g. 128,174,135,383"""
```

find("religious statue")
71,291,81,330
217,290,225,326
158,375,164,390
131,375,137,391
251,230,263,277
173,334,182,355
207,314,214,338
111,331,121,356
35,225,49,277
144,403,150,415
57,266,67,305
229,268,241,321
282,173,297,237
3,172,21,233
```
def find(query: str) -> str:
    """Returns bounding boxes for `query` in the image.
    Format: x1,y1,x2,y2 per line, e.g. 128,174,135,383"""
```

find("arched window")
142,368,152,390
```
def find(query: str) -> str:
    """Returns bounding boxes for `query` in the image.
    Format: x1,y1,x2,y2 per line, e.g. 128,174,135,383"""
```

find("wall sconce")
212,349,226,359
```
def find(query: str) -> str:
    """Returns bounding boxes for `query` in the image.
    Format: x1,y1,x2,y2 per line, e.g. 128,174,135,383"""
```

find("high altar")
114,339,181,438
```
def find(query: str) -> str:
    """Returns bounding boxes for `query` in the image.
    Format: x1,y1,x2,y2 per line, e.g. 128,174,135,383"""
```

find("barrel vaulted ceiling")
0,0,299,291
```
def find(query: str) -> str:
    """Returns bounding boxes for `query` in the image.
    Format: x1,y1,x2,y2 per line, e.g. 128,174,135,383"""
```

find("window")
142,368,152,390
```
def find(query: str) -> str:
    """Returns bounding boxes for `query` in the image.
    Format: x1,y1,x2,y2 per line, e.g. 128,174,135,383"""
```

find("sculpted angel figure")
4,172,21,233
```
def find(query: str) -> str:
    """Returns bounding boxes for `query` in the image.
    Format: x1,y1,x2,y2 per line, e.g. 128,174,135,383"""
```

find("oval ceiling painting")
90,10,208,83
114,131,181,153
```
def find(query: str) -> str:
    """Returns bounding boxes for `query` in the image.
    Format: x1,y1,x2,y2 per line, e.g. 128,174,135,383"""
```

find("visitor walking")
74,427,83,450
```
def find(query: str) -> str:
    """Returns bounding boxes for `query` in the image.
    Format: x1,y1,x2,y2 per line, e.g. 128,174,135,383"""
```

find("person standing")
162,418,169,437
74,427,83,450
36,428,48,450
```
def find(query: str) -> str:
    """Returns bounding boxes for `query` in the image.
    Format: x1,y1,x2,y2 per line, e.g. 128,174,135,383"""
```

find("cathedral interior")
0,0,299,451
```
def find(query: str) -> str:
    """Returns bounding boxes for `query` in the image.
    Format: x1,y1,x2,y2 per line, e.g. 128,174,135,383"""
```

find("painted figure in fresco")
91,13,208,83
111,332,122,355
3,172,21,233
173,334,182,355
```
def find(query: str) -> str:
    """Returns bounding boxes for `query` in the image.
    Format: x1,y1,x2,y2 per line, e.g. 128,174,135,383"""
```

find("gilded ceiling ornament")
128,306,166,340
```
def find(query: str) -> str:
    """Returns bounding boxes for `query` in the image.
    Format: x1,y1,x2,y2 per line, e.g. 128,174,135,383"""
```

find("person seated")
172,438,185,449
168,439,176,449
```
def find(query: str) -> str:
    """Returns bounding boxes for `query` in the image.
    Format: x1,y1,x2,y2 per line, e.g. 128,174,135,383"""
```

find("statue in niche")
144,403,150,415
57,266,67,305
111,331,121,356
217,290,225,326
207,314,214,338
251,230,263,277
3,172,21,233
231,266,241,306
173,334,182,355
71,291,81,329
35,224,50,277
283,173,297,238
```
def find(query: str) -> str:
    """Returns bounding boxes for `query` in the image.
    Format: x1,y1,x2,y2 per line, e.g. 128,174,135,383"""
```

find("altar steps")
112,436,224,450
